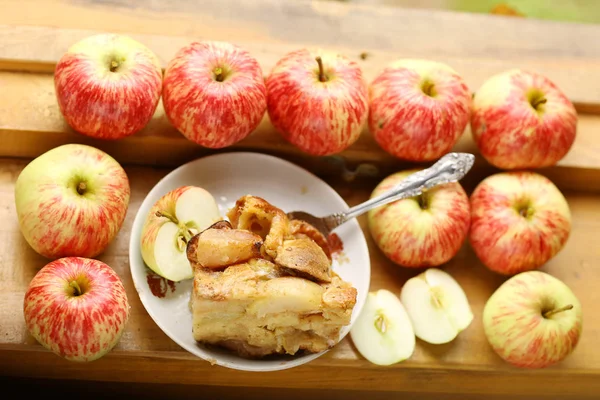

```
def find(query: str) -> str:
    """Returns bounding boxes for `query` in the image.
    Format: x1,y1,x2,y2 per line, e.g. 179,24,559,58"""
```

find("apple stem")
543,304,573,318
76,182,87,195
421,80,436,97
531,96,547,109
155,210,179,225
214,67,225,82
69,281,83,296
315,56,327,82
110,60,119,72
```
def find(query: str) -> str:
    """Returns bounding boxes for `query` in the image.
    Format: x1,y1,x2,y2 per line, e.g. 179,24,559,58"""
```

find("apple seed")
374,311,388,334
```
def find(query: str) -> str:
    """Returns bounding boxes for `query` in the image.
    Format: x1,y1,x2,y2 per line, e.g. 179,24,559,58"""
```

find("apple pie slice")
187,195,357,358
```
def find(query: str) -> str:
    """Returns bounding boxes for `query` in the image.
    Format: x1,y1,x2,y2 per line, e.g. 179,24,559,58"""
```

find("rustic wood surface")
1,158,600,396
1,0,600,397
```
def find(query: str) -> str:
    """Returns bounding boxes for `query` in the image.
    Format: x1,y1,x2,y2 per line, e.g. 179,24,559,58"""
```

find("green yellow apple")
14,144,130,259
483,270,582,368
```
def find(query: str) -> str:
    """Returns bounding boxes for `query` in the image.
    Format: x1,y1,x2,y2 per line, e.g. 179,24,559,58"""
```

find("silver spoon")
286,152,475,237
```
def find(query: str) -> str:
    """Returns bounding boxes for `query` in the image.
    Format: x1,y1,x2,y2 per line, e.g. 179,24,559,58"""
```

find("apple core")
429,286,445,309
374,311,388,334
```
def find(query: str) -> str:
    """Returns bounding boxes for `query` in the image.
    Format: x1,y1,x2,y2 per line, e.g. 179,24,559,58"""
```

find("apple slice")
400,268,473,344
140,186,221,282
350,289,416,366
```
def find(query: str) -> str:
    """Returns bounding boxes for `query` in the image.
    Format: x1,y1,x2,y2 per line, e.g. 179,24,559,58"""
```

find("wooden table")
1,1,600,398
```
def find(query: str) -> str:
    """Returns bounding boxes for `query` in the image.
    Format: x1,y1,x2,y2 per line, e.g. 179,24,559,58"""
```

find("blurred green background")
453,0,600,23
339,0,600,24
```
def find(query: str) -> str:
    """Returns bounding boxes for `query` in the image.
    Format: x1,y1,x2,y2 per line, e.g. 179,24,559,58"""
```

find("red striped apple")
483,271,582,368
162,41,267,148
14,144,130,259
471,69,578,169
368,59,471,161
140,186,222,281
23,257,130,362
54,33,163,140
265,48,369,156
470,171,571,275
367,169,471,268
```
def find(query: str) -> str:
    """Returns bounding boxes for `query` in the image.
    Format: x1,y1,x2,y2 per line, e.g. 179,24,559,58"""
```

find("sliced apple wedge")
350,289,416,366
400,268,473,344
140,186,221,282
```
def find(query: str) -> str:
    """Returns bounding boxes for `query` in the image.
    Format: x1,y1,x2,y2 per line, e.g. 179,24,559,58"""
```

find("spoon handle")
328,152,475,228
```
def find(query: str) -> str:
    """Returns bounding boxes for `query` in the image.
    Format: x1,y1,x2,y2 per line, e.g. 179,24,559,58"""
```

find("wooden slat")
1,157,600,396
1,19,600,112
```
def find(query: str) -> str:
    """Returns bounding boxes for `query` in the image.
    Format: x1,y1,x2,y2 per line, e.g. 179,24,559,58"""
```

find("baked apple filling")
187,195,357,358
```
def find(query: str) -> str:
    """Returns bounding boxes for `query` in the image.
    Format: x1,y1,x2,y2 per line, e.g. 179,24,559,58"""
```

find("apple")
162,41,267,148
471,69,578,169
54,33,163,140
140,186,222,282
367,169,471,268
14,143,130,259
470,171,571,275
350,289,416,365
265,48,369,156
23,257,130,362
368,59,472,162
400,268,473,344
483,270,582,368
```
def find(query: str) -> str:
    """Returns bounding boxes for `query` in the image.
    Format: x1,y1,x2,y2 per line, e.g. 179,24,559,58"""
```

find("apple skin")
367,169,471,268
14,143,131,259
23,257,130,362
265,48,369,156
469,171,571,275
483,270,582,369
54,33,163,140
368,59,472,162
162,41,267,148
471,69,578,169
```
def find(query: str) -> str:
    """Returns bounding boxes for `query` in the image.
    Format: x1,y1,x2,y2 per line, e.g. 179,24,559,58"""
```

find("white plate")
128,152,370,372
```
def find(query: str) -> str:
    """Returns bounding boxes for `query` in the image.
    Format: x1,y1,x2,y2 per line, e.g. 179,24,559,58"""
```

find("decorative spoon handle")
326,152,475,229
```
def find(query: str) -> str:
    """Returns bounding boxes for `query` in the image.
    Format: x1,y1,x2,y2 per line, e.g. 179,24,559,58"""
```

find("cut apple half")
400,268,473,345
140,186,222,282
350,289,416,365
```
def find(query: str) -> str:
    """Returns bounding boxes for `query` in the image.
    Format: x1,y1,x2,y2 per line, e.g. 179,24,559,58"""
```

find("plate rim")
127,150,371,371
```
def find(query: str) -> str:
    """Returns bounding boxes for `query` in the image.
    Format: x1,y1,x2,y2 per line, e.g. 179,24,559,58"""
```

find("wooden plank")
1,157,600,396
1,17,600,112
2,67,600,191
